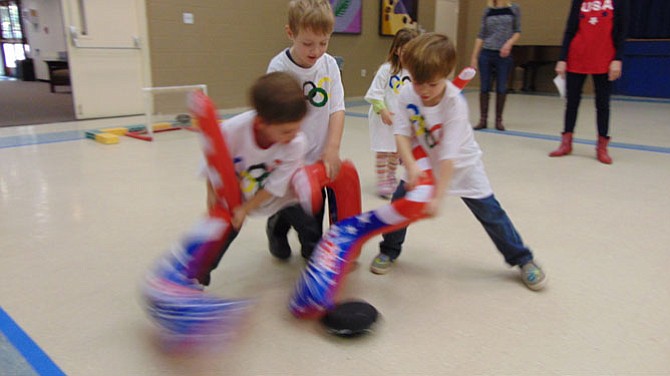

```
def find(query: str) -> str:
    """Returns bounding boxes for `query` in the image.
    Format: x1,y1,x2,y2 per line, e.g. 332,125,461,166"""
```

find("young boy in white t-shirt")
199,72,308,286
265,0,346,260
370,33,547,291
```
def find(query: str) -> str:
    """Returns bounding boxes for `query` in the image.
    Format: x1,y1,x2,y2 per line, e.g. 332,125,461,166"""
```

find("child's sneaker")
188,278,205,291
377,184,392,200
301,245,315,260
520,260,547,291
266,220,291,260
377,179,395,200
268,234,291,260
370,253,393,275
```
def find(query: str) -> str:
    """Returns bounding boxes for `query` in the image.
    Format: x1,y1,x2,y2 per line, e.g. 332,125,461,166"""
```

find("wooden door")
60,0,150,119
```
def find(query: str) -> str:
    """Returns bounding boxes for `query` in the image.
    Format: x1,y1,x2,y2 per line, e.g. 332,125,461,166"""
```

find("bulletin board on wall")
379,0,418,37
330,0,362,34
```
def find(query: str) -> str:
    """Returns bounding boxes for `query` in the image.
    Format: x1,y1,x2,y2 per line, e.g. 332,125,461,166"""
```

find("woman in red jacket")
549,0,628,164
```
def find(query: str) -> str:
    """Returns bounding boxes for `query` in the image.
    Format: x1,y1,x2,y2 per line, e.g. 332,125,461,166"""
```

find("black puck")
321,300,379,337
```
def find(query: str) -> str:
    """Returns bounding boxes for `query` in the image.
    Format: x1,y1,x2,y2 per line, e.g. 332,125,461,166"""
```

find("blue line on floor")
2,118,668,155
0,130,84,149
474,128,670,154
0,114,239,149
345,110,670,155
1,94,668,152
345,99,369,107
345,112,368,118
0,306,66,376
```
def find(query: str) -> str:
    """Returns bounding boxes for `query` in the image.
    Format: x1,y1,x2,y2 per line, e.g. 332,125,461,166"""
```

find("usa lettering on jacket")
581,0,614,12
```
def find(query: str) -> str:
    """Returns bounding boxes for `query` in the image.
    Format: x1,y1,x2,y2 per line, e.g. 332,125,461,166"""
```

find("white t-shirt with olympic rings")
218,110,307,216
364,62,412,152
267,49,345,164
394,80,493,199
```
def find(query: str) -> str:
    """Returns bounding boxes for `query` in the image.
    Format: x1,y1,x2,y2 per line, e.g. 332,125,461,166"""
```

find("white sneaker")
520,261,547,291
370,254,393,275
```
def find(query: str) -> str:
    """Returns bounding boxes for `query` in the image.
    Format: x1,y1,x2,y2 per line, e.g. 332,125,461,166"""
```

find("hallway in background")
0,79,74,127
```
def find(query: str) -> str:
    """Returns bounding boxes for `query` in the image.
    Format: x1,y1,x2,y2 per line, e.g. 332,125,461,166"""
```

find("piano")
511,45,562,92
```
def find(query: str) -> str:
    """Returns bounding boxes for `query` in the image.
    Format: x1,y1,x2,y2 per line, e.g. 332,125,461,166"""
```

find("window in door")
0,1,28,76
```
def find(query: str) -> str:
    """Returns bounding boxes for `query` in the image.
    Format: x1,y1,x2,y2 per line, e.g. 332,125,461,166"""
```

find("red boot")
549,132,573,157
596,136,612,164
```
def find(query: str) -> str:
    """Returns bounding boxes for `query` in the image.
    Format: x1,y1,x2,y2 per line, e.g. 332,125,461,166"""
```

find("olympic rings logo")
389,75,412,94
407,104,442,148
239,163,271,194
303,77,331,107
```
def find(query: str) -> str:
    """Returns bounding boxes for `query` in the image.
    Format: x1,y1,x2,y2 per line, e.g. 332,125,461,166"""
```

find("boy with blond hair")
265,0,346,260
370,33,547,291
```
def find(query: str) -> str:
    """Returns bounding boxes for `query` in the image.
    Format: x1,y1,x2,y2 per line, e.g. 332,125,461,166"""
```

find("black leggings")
197,228,239,286
564,72,612,138
266,188,333,258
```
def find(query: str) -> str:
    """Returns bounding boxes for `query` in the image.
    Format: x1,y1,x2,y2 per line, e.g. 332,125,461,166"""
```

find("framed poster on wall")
379,0,418,36
330,0,362,34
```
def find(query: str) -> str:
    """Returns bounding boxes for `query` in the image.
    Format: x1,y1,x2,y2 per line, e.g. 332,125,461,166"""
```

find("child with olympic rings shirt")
369,33,547,291
199,72,308,286
265,0,346,261
364,28,419,199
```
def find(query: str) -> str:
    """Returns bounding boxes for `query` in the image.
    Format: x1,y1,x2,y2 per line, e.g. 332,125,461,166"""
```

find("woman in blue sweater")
470,1,521,131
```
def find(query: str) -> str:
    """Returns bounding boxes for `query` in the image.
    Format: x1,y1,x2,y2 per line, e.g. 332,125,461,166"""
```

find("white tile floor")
1,92,669,375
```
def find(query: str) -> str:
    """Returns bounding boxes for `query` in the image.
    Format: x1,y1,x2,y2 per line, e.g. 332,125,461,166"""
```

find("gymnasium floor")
1,92,669,375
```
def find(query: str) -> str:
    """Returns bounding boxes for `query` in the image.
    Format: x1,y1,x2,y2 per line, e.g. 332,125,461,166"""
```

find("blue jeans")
478,49,514,94
379,182,534,267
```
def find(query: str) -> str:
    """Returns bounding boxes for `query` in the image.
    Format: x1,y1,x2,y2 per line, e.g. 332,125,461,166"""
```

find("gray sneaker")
370,254,393,275
520,260,547,291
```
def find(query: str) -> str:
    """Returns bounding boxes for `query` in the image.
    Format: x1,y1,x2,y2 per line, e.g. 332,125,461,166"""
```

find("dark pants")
266,188,329,258
478,49,514,94
379,182,534,267
564,72,611,137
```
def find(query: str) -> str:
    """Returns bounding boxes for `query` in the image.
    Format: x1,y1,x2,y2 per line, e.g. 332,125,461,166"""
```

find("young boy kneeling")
200,72,308,286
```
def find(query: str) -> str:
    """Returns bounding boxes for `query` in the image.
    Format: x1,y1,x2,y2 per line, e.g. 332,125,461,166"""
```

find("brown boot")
549,132,573,157
596,135,612,164
473,92,489,130
495,93,506,131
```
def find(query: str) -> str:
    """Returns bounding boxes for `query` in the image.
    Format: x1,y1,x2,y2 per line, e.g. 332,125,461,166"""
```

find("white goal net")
140,84,208,140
